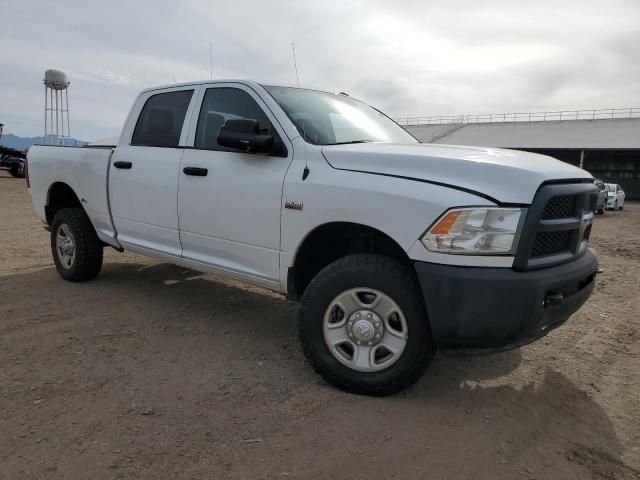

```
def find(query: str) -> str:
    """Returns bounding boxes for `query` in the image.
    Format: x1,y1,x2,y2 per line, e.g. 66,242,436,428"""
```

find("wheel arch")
45,182,83,225
287,221,412,301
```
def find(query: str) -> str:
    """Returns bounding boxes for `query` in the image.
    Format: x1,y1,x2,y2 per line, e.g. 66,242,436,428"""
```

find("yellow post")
579,150,585,169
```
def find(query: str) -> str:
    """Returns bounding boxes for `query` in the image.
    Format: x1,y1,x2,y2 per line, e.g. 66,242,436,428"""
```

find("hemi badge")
285,200,303,211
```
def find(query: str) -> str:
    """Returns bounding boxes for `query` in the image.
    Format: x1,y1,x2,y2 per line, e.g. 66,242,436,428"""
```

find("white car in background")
605,183,625,210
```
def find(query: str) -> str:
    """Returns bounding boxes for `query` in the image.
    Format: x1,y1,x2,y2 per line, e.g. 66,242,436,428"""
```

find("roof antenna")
209,42,214,79
291,42,300,87
291,42,309,180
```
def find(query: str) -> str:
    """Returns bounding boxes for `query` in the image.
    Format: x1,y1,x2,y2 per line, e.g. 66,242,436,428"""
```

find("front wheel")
298,254,434,396
50,208,104,282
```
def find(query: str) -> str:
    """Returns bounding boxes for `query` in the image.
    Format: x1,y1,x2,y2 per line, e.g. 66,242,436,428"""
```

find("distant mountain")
0,133,87,150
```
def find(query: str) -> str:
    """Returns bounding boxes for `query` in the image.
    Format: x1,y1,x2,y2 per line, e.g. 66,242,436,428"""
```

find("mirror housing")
217,119,277,155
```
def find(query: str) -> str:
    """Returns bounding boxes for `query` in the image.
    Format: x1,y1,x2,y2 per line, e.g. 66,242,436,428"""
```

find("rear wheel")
50,208,103,282
298,254,434,396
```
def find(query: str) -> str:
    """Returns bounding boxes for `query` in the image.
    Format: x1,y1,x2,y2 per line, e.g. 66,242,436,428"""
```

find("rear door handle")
183,167,208,176
113,161,132,169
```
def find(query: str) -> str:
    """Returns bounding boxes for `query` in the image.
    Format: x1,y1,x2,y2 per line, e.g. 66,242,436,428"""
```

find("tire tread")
51,208,103,282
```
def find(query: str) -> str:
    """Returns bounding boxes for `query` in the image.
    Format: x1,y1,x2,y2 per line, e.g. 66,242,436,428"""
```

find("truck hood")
321,143,592,204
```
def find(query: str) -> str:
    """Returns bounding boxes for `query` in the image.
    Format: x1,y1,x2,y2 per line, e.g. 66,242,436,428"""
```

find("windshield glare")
263,86,418,146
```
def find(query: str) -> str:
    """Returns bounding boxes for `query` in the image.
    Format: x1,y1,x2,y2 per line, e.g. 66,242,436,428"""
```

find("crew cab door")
178,84,293,288
109,87,196,256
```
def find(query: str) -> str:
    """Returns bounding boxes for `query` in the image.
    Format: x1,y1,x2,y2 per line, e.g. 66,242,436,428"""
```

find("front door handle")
183,167,208,176
113,161,132,169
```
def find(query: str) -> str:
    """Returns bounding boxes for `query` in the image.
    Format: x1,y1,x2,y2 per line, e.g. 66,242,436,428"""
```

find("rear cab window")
131,90,194,147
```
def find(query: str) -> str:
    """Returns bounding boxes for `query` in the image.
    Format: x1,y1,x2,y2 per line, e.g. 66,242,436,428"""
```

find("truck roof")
139,79,335,96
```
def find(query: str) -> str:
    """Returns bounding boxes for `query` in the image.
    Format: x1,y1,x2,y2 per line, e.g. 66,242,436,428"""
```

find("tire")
298,254,435,396
50,208,103,282
9,162,24,178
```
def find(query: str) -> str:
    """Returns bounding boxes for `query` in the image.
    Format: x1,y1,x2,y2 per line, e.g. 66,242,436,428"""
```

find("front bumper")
415,249,598,356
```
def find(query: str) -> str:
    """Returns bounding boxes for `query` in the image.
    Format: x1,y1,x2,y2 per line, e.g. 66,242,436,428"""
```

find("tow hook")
543,291,564,307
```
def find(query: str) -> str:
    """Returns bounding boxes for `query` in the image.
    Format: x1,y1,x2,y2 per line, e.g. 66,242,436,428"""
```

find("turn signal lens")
430,210,461,234
422,207,525,255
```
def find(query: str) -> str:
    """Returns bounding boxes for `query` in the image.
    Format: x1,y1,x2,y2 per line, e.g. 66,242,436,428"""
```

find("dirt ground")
0,171,638,480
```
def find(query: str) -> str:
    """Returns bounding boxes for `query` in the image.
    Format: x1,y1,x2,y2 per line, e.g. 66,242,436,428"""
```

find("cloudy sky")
1,0,639,141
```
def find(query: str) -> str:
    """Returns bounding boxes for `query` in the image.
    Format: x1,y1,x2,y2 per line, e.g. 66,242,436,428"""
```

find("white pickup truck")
27,80,598,395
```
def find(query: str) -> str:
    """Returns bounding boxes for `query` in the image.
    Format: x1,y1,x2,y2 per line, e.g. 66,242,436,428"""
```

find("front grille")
542,195,576,219
531,231,570,257
514,182,598,270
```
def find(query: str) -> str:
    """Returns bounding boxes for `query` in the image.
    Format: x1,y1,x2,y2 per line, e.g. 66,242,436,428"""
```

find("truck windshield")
263,85,419,146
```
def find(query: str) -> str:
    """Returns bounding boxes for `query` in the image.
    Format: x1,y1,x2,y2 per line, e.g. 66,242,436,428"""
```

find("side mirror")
217,119,276,154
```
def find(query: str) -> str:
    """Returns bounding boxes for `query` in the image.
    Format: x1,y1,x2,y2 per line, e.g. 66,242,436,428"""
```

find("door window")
131,90,194,147
195,88,275,150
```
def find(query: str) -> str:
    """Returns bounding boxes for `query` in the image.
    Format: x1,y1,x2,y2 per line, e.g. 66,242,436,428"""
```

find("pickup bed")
28,80,598,395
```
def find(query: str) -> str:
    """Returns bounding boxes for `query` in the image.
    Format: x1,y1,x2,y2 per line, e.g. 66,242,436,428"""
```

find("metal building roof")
405,117,640,149
88,136,119,147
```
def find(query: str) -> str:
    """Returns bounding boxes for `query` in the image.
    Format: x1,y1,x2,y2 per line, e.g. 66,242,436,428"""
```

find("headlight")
422,207,525,255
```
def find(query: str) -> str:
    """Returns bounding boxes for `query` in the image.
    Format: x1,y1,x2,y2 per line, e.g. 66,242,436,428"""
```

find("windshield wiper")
330,140,375,145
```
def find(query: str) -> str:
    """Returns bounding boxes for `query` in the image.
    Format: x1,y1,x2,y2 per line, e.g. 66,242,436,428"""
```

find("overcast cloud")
1,0,639,140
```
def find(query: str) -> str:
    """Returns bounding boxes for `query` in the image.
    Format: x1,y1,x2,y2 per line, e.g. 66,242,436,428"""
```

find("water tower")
43,69,71,145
